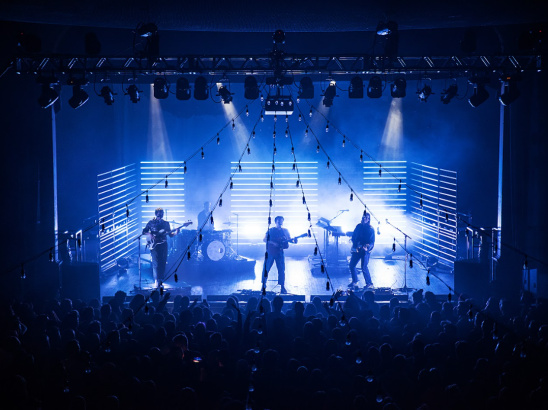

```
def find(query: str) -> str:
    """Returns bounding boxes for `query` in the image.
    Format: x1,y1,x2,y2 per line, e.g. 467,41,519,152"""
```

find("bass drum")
205,240,226,262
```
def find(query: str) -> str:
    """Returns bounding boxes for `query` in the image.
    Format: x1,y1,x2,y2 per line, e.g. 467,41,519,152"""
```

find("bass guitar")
146,221,193,250
268,233,308,254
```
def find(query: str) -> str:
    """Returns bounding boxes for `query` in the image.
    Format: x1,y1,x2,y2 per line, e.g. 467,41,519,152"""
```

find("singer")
348,212,375,289
143,208,179,286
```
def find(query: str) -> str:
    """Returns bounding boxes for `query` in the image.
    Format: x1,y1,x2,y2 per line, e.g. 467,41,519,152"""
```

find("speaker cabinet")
454,260,489,300
60,262,100,302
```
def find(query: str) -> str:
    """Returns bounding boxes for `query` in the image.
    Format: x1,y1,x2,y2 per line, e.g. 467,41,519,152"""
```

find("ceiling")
1,0,545,32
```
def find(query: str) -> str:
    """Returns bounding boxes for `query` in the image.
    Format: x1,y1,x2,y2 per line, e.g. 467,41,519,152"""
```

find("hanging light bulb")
270,181,274,188
273,130,276,138
230,180,234,189
247,146,251,155
126,204,130,218
49,248,54,262
187,251,191,260
246,106,249,116
338,174,342,185
392,239,396,252
523,256,528,269
174,273,178,283
274,146,277,155
292,162,296,171
261,113,264,122
308,229,311,237
355,353,363,364
274,114,277,122
321,264,325,273
291,146,294,154
298,113,302,121
238,163,242,172
398,180,402,192
302,196,306,204
217,136,220,145
420,194,423,208
285,114,289,123
252,130,256,138
326,161,330,169
360,151,363,162
210,215,214,225
325,122,329,132
409,254,413,268
379,167,382,177
448,293,452,302
201,148,205,159
305,127,308,137
314,246,318,256
272,164,275,172
184,165,187,173
296,180,300,187
285,129,288,137
309,108,313,117
350,192,354,201
165,176,168,188
219,197,223,207
232,119,235,131
316,144,320,153
426,274,430,286
145,190,149,203
308,212,311,221
269,199,273,207
199,233,203,242
326,281,330,291
342,137,346,147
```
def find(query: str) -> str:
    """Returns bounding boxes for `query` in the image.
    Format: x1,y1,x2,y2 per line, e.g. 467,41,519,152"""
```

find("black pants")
151,243,168,282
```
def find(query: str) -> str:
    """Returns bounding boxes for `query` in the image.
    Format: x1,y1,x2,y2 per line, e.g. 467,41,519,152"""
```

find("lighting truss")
13,54,542,83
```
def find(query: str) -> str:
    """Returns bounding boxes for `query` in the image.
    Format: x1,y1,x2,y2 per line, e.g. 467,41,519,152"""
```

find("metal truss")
12,53,542,82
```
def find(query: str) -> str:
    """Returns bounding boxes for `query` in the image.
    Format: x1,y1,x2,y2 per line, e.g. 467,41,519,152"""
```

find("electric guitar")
351,243,372,254
146,221,193,250
268,233,308,253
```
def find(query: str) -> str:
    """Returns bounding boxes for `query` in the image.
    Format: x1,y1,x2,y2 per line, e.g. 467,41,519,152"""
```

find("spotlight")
376,21,399,57
194,76,209,100
349,76,364,99
244,76,259,100
499,77,520,106
298,77,314,100
322,82,337,107
441,84,458,104
176,77,191,100
468,82,489,108
100,86,115,105
273,29,285,44
136,23,158,38
126,84,140,103
417,85,433,102
68,85,89,109
153,77,169,99
391,77,406,98
367,76,383,98
38,83,59,109
218,85,233,104
376,21,398,36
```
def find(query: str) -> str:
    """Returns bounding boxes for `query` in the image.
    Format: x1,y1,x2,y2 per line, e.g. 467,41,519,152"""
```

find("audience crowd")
1,287,547,409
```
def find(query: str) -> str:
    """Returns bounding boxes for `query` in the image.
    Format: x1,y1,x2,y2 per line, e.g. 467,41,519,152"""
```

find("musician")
143,208,179,285
349,212,375,288
198,201,214,231
262,216,296,294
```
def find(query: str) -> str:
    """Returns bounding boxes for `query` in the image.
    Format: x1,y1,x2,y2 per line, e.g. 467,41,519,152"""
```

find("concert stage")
100,254,454,304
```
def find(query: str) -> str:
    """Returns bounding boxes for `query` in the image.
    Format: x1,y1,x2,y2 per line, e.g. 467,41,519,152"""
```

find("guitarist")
142,208,179,286
262,216,296,294
349,212,376,289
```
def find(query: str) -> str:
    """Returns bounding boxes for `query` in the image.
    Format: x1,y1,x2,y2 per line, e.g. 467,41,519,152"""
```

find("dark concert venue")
1,1,547,409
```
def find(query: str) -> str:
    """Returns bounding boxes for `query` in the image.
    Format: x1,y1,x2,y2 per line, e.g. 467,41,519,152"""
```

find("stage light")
136,23,158,38
244,76,260,100
176,77,191,100
153,77,169,99
349,76,364,99
194,76,209,100
367,76,383,98
499,77,520,106
218,85,233,104
273,29,285,44
376,21,397,36
322,82,337,107
441,84,458,104
100,86,115,105
417,85,433,102
298,77,314,99
468,83,489,108
391,77,406,98
38,83,59,109
68,85,89,109
126,84,140,103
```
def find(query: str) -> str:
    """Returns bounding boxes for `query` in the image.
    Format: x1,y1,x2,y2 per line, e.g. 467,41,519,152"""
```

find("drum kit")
167,220,236,262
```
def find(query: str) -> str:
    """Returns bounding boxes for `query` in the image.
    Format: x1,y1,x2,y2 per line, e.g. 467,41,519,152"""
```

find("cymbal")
223,222,233,225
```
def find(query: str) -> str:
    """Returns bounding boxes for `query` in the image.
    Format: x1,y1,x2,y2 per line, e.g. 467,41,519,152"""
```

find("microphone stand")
133,233,146,291
232,212,239,256
385,219,413,295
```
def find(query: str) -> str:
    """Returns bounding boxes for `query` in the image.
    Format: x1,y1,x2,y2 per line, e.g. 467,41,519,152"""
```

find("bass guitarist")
262,216,297,294
349,212,376,289
143,207,180,286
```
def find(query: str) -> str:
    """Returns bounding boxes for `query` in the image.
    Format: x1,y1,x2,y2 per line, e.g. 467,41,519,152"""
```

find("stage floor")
101,253,454,302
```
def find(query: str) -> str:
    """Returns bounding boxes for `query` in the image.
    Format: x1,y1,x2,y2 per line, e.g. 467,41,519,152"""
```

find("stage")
100,252,454,303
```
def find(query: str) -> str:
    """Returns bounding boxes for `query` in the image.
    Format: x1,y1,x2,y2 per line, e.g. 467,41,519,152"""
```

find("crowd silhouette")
1,286,547,409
